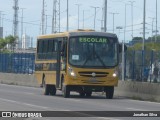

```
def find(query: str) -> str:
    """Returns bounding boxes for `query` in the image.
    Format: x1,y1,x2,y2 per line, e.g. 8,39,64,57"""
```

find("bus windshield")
69,36,118,68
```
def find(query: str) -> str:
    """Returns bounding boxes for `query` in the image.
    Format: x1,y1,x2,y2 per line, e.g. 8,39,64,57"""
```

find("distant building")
0,27,3,38
21,34,30,49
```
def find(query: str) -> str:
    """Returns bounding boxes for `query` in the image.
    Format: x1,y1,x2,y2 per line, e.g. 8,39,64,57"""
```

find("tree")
0,35,17,53
132,37,143,41
5,35,18,52
0,38,7,51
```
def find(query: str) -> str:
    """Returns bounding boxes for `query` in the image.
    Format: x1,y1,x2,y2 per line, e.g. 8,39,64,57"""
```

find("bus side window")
43,40,49,59
48,39,56,59
37,40,44,59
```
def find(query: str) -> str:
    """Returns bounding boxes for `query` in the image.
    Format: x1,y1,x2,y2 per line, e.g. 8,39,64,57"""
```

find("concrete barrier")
0,73,160,102
0,73,38,87
115,81,160,102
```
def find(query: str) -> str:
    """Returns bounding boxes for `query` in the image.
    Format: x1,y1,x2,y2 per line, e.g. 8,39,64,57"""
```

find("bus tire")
44,84,50,95
86,91,92,97
41,74,45,88
63,85,70,98
79,91,85,97
50,85,56,95
105,86,114,99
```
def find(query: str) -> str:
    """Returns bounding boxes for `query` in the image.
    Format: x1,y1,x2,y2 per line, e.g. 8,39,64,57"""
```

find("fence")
123,50,160,83
0,51,160,83
0,53,35,74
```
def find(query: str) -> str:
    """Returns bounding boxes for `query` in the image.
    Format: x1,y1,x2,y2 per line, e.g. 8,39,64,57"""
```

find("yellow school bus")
35,29,123,98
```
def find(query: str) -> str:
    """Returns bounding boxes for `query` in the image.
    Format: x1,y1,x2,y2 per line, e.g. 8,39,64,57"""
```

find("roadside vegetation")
0,35,17,53
128,35,160,51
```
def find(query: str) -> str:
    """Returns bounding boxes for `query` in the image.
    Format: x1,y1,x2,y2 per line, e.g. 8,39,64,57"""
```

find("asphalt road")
0,84,160,120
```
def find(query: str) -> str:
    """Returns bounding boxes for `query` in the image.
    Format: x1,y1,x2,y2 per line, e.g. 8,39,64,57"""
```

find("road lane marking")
0,84,40,89
0,89,39,96
0,97,52,110
96,117,121,120
126,107,146,111
128,99,160,105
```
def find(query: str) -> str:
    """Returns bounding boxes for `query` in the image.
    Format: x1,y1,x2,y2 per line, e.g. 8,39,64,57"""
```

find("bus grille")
81,80,105,84
78,72,109,77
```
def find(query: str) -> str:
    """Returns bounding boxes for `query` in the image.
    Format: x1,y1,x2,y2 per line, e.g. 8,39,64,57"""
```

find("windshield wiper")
82,53,93,67
94,52,106,68
82,52,106,68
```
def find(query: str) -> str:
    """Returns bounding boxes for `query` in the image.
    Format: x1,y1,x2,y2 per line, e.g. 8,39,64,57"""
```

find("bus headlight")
112,73,117,77
112,68,118,77
68,67,76,77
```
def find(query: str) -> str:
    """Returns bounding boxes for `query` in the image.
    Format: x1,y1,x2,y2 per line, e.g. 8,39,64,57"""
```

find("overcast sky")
0,0,159,46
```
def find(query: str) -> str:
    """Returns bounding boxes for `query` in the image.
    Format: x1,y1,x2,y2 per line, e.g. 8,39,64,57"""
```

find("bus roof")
37,29,117,39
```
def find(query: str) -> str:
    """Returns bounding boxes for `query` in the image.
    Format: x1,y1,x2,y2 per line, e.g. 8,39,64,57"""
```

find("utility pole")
83,10,85,29
155,0,158,42
52,0,55,33
67,0,69,31
91,6,99,30
149,17,155,42
142,0,146,82
124,4,129,45
13,0,19,49
104,0,107,32
129,1,135,40
42,0,45,35
122,3,129,81
21,8,25,49
75,4,81,29
45,15,48,34
59,0,60,32
142,0,146,51
109,12,119,33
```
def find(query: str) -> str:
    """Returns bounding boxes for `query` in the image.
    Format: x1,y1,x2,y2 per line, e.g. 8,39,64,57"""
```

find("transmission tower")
52,0,60,33
13,0,19,49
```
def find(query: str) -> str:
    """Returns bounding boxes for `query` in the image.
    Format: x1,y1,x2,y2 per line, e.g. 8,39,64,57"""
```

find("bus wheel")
44,84,50,95
79,91,85,97
86,91,92,97
50,85,56,95
63,85,70,98
105,86,114,99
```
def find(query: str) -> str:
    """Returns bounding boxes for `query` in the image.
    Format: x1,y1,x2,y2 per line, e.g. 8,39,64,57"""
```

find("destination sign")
79,37,107,43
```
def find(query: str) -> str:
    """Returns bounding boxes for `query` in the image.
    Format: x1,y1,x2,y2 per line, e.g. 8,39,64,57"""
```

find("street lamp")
83,10,89,29
148,17,155,42
90,6,99,30
109,12,119,33
116,26,123,38
129,1,135,39
155,0,158,42
75,4,82,29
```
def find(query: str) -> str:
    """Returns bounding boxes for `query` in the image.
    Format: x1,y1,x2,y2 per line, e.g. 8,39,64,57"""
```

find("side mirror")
119,43,127,53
